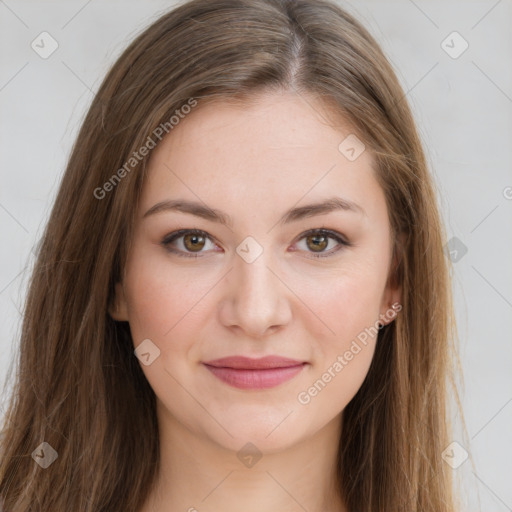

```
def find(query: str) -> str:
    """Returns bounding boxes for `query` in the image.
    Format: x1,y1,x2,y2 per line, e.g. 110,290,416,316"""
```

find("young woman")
0,0,468,510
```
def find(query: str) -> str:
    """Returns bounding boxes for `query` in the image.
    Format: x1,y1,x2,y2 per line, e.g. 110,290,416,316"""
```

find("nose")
217,246,293,339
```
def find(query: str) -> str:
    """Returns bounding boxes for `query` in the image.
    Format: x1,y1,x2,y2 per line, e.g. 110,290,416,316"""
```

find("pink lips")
202,356,307,389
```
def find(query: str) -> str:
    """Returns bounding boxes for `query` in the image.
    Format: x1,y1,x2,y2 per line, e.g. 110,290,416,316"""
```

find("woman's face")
110,91,401,452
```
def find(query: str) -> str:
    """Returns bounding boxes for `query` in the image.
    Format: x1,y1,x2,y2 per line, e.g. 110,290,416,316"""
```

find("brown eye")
295,229,350,259
161,229,216,258
306,233,328,252
183,233,206,252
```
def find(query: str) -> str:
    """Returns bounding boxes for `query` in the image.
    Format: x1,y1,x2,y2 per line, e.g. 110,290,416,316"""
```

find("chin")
204,410,311,455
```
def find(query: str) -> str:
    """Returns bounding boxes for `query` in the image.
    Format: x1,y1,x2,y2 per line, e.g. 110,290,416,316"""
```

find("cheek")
124,267,175,341
123,245,208,337
122,248,229,395
295,253,386,343
295,281,380,419
122,251,212,399
292,254,385,411
311,276,380,361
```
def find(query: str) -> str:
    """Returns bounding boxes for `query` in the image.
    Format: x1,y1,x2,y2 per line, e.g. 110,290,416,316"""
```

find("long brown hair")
0,0,469,510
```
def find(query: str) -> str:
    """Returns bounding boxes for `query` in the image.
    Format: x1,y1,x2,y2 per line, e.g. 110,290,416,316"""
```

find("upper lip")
203,355,306,370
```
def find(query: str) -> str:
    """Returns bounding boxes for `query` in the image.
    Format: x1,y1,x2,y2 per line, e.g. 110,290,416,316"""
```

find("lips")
202,356,307,389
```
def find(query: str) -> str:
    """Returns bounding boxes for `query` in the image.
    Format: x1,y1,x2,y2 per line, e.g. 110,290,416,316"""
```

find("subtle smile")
202,355,308,390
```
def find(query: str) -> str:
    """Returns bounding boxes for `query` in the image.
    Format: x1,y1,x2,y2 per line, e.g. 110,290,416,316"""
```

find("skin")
110,90,402,512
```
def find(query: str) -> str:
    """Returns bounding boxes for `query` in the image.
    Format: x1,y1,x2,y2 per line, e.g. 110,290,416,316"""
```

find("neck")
140,401,348,512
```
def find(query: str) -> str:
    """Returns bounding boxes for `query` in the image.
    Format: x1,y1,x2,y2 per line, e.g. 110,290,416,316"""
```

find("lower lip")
203,363,306,389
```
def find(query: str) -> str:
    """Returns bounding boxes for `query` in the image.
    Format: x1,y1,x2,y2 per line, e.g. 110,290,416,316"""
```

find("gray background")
1,1,511,510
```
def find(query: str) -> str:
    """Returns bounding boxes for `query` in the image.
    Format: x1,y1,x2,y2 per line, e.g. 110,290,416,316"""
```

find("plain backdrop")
1,1,511,510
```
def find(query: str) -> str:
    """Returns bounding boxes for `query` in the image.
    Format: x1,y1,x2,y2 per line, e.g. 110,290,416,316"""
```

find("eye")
293,228,351,259
161,228,351,258
161,229,217,258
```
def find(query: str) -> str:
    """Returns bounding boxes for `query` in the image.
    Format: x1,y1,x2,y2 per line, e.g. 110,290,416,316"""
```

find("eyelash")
161,228,351,259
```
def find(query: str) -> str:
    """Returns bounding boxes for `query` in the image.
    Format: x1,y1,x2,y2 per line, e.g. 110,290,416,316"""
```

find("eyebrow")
143,196,366,226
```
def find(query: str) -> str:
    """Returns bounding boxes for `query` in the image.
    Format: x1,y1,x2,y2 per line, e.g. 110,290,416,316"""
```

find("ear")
109,281,129,321
379,231,405,326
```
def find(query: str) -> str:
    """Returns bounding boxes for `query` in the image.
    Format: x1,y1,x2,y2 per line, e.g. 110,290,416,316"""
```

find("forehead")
142,91,385,222
152,91,354,159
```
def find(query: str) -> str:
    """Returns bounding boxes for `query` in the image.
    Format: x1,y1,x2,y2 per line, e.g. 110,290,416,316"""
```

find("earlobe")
379,293,402,328
379,232,405,326
109,282,129,321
